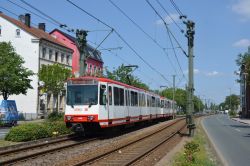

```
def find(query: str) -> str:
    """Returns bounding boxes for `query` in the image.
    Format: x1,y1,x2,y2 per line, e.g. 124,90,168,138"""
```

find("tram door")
100,83,109,120
107,84,114,120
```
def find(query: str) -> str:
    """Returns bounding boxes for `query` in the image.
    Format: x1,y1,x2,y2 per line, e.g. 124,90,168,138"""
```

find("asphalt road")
0,127,10,139
203,114,250,166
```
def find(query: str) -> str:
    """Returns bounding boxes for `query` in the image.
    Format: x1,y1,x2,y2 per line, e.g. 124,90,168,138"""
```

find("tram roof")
68,76,163,97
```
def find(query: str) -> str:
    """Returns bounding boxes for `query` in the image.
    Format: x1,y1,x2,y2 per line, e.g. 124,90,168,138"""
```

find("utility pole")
173,75,176,118
76,29,88,77
184,20,195,136
229,88,232,111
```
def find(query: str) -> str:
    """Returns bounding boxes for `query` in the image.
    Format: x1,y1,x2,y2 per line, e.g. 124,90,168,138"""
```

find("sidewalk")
232,118,250,125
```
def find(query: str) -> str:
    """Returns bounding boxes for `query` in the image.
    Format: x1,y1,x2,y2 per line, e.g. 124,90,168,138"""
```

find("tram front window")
67,85,98,105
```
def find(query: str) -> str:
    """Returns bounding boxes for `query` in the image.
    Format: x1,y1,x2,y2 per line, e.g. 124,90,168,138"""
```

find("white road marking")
234,128,241,132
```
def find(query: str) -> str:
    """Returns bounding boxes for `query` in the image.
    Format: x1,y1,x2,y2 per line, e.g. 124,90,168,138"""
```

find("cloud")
206,71,219,76
232,0,250,21
233,39,250,47
185,69,222,77
156,13,180,25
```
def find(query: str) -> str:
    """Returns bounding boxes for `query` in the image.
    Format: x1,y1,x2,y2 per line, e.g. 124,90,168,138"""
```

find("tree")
235,52,250,84
105,64,149,90
224,94,239,111
161,88,204,113
0,42,34,100
38,64,71,112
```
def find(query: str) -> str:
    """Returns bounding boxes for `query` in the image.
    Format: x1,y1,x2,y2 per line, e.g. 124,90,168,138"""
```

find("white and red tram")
64,76,176,132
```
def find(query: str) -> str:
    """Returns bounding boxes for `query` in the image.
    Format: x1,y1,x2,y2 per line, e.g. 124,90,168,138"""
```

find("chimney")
24,13,30,27
18,15,25,23
38,23,45,31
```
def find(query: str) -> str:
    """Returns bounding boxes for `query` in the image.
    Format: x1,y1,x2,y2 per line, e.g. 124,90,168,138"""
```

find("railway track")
67,118,186,166
0,135,97,165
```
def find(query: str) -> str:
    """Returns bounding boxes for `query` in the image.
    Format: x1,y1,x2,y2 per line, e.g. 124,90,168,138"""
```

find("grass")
172,119,218,166
0,139,19,147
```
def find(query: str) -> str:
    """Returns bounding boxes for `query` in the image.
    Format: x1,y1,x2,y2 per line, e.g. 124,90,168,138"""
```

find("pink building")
50,29,103,76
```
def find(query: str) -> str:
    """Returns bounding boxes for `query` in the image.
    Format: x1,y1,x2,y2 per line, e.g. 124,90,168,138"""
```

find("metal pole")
76,29,88,77
185,20,195,136
229,88,232,111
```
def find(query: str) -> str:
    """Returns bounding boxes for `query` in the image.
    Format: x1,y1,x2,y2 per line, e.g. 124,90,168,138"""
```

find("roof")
50,29,103,62
0,13,71,50
68,76,162,98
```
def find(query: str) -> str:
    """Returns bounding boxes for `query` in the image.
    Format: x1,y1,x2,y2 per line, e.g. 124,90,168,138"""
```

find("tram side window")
114,87,119,106
131,91,138,106
119,88,124,106
109,86,112,105
125,90,130,106
147,95,150,107
152,97,155,107
100,85,107,105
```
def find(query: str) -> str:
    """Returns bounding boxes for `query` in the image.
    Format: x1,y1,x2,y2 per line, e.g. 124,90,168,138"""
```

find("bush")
184,141,200,162
5,121,72,142
229,110,237,117
47,111,64,121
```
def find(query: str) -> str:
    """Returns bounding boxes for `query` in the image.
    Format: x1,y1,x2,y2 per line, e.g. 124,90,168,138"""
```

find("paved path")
0,128,10,139
203,114,250,166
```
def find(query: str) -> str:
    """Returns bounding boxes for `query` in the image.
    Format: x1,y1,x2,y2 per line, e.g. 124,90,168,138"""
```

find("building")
240,47,250,118
0,12,73,118
50,29,103,77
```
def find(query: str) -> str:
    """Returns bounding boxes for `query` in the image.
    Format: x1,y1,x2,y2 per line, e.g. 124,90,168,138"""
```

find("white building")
0,12,73,118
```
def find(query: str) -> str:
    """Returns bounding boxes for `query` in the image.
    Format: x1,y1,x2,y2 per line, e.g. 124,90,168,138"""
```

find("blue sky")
1,0,250,104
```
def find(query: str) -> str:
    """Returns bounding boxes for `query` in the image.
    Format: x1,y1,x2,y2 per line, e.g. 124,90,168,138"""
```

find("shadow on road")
229,125,250,129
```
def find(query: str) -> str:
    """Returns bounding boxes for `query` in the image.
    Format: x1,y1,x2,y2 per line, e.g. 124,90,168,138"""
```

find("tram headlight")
87,116,94,121
66,116,72,121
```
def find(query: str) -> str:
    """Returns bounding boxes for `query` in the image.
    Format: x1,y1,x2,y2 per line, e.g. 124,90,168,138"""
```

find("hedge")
5,121,72,142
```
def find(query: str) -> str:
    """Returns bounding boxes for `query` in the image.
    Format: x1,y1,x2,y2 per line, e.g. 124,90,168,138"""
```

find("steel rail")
0,137,97,165
72,118,185,166
0,135,77,156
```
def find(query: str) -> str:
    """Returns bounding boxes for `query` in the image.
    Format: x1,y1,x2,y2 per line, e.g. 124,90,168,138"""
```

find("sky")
1,0,250,104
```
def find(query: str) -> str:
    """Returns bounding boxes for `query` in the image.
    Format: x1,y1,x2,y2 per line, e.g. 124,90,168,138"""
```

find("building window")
89,64,92,73
49,49,52,60
61,53,65,63
16,29,20,37
42,47,46,58
55,52,58,62
66,54,70,64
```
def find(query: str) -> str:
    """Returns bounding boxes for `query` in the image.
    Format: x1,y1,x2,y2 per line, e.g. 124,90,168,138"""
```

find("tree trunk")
2,91,9,100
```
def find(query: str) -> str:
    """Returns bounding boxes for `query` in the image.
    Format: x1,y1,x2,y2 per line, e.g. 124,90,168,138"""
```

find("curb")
231,118,250,125
201,117,227,166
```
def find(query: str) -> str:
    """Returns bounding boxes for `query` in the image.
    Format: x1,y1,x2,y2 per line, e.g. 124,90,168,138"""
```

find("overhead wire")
108,0,177,75
145,0,187,57
88,40,162,87
155,0,184,33
7,0,59,27
169,0,184,16
145,0,187,82
19,0,66,27
66,0,172,86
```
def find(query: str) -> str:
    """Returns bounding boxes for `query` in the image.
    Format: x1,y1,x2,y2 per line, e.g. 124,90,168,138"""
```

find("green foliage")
160,88,204,113
38,64,71,95
0,42,34,100
236,52,250,83
229,110,237,117
47,111,64,121
5,121,71,142
220,94,239,111
184,141,200,162
173,121,217,166
105,64,149,90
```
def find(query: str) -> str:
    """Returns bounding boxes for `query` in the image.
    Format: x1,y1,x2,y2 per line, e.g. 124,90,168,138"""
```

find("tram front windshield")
67,85,98,106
